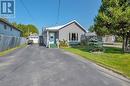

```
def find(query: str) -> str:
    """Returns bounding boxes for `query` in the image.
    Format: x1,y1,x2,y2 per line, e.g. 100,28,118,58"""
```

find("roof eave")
0,19,22,32
59,20,87,32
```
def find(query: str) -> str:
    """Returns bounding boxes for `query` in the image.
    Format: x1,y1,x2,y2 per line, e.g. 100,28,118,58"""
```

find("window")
4,24,7,30
51,36,53,39
74,33,76,41
69,33,78,41
10,27,12,31
72,33,76,41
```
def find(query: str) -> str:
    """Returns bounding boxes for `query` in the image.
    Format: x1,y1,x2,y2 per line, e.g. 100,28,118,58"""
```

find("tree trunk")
125,35,129,51
122,35,126,53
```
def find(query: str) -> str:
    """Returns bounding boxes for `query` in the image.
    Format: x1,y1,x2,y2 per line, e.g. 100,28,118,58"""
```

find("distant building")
0,19,21,37
81,33,115,44
102,35,115,44
28,33,39,44
42,20,86,48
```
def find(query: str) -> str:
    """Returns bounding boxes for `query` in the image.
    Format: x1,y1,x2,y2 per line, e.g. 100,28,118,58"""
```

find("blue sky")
10,0,101,33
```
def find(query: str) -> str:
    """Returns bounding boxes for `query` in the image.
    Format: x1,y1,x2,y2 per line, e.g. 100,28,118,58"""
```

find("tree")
94,0,130,53
12,23,39,37
88,25,95,32
27,24,39,35
12,22,17,27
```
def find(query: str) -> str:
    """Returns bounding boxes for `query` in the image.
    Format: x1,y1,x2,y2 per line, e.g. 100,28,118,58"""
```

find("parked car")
28,40,33,45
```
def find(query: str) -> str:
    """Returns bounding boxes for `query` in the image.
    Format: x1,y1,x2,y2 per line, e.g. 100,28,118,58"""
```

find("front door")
49,33,55,44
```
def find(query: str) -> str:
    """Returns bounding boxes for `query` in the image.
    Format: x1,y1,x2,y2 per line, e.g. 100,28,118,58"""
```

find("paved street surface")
0,45,130,86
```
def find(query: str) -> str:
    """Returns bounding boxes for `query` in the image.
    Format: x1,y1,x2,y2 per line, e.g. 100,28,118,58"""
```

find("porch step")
50,44,57,48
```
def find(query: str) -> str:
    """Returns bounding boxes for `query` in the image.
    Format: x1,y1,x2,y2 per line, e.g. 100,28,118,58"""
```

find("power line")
56,0,61,25
19,0,36,36
19,0,34,21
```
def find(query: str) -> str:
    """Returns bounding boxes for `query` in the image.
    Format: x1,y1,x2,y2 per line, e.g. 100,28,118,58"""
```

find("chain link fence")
0,34,27,52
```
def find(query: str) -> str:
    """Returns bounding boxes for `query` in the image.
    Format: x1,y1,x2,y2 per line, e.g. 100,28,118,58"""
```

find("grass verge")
0,44,27,56
63,46,130,79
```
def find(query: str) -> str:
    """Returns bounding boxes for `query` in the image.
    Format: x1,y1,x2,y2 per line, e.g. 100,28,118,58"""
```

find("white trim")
45,20,87,32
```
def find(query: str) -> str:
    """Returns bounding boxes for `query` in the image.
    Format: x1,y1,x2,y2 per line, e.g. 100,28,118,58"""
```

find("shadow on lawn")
72,46,122,54
104,47,122,53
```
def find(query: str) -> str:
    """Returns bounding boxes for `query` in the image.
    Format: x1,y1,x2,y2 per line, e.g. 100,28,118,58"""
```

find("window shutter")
69,33,70,41
77,33,78,41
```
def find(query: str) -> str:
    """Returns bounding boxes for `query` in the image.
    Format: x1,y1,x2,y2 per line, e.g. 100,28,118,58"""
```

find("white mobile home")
28,33,39,44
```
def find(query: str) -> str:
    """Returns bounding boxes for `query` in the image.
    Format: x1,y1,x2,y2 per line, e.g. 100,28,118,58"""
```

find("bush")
81,35,104,52
59,39,69,48
87,42,104,52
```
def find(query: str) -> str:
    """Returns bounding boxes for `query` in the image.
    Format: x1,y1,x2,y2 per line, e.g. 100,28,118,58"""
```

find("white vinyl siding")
59,23,85,42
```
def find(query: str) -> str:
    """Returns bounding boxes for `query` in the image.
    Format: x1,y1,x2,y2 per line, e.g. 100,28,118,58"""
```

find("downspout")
47,31,50,48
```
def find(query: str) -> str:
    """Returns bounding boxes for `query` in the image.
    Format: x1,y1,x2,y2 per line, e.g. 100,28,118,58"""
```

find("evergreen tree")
94,0,130,52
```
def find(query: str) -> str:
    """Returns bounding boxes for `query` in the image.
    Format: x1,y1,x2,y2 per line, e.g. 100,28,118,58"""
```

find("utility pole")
28,27,30,37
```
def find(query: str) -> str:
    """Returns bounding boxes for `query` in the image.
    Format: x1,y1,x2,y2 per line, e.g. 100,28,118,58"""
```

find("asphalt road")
0,45,130,86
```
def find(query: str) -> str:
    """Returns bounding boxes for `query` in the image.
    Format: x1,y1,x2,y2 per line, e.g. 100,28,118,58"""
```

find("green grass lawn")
0,44,27,56
64,46,130,78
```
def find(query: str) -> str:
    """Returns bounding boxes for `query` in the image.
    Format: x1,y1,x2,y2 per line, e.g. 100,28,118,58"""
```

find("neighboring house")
28,33,39,43
42,20,86,48
81,32,97,40
81,32,115,44
102,35,115,44
0,19,21,37
0,19,26,52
